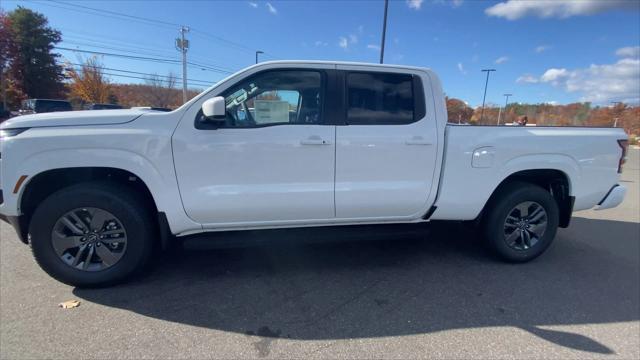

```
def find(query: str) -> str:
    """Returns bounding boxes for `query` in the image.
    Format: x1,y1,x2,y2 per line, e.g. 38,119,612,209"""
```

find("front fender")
3,148,199,234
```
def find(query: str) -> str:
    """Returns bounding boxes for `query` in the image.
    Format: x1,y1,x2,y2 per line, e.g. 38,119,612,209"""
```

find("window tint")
346,72,414,125
216,70,322,128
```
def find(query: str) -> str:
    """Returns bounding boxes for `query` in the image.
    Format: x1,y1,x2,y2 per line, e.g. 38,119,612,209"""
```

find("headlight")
0,128,29,139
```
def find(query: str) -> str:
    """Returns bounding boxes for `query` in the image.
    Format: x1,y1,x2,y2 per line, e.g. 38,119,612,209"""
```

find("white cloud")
367,44,381,51
406,0,423,10
358,25,364,34
248,1,258,8
539,59,640,104
338,37,348,49
535,45,550,53
486,0,639,20
540,68,569,85
545,101,558,105
457,62,467,75
516,74,539,84
266,2,277,14
616,46,640,58
349,34,358,44
315,41,328,47
494,56,509,64
433,0,464,8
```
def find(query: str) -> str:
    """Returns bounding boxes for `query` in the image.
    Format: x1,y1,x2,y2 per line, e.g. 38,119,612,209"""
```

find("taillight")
617,139,628,174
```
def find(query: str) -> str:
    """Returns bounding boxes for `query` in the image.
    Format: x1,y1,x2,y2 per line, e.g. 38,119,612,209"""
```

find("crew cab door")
172,67,336,226
334,66,438,219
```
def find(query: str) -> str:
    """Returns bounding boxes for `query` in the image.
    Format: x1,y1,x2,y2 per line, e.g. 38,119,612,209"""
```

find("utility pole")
497,93,512,125
379,0,389,64
480,69,496,123
611,101,622,127
255,50,264,64
176,26,190,104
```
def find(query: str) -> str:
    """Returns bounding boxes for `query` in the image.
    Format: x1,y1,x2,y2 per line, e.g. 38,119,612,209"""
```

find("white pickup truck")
0,61,629,286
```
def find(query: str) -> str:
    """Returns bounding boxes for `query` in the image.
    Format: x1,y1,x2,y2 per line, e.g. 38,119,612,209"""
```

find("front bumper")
596,184,627,210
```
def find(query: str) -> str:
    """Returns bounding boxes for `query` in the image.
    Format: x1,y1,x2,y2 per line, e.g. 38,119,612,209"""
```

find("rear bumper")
596,184,626,210
0,213,28,244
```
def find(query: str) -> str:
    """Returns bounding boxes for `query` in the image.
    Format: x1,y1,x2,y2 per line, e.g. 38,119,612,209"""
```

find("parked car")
0,61,629,286
18,99,72,115
0,104,10,122
84,103,123,110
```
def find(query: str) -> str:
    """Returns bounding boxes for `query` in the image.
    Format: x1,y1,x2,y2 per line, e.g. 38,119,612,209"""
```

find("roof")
253,60,432,73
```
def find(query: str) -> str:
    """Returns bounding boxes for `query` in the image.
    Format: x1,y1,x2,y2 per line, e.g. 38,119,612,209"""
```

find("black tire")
29,181,155,287
482,181,559,262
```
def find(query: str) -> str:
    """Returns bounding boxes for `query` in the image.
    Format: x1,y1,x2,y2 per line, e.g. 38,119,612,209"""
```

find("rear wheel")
29,182,154,287
483,182,559,262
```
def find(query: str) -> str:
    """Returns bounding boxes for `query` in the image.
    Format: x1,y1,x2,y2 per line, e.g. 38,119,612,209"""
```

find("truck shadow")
73,217,639,355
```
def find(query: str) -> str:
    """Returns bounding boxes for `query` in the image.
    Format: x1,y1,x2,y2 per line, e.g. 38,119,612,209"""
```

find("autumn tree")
0,10,24,109
446,97,474,124
144,72,177,108
4,7,65,102
66,57,113,104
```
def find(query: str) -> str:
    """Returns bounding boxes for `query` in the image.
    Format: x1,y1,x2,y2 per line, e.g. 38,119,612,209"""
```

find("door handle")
405,136,432,145
301,136,331,145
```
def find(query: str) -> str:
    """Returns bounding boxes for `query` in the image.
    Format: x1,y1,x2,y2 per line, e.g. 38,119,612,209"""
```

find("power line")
45,0,270,56
61,33,236,71
55,47,233,74
63,40,180,61
101,72,207,88
45,0,179,29
66,63,213,86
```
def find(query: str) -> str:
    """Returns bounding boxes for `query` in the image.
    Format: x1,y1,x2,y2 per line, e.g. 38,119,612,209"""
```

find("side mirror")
202,96,226,120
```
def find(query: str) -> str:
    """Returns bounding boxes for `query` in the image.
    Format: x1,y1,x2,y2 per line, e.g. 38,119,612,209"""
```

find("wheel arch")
17,167,170,245
481,168,574,228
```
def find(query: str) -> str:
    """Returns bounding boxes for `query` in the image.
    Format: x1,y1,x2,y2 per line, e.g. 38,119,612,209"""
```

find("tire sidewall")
29,183,153,287
485,183,559,262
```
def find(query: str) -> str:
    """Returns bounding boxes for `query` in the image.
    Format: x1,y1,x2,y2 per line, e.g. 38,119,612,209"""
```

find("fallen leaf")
58,300,81,309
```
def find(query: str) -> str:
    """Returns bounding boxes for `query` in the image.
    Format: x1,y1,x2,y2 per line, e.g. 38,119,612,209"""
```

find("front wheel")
483,182,559,262
29,182,155,287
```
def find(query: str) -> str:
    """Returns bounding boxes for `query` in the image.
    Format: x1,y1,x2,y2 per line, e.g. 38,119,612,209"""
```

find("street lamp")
480,69,496,122
497,93,512,125
610,101,622,127
255,50,264,64
379,0,389,64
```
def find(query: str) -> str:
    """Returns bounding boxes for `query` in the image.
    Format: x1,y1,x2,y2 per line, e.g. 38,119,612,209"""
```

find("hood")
0,109,149,129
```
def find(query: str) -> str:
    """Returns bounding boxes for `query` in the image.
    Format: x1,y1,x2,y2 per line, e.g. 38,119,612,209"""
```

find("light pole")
497,93,512,125
480,69,496,122
610,101,622,127
255,50,264,64
379,0,389,64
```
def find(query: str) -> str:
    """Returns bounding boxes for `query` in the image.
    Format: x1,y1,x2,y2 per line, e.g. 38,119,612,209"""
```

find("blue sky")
3,0,640,106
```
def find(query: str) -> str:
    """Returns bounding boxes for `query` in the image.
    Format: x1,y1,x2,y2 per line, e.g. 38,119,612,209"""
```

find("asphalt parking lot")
1,149,638,359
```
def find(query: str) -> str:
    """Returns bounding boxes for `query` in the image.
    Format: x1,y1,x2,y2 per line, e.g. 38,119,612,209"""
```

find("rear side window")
346,72,414,125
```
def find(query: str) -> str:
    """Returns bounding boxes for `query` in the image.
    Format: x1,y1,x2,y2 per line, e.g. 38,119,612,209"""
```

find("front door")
172,68,335,226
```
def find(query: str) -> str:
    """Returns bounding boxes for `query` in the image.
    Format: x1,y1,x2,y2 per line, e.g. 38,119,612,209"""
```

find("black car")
85,103,123,110
19,99,72,115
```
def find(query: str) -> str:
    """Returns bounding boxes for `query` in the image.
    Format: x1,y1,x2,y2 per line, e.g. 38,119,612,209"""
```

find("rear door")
334,66,438,219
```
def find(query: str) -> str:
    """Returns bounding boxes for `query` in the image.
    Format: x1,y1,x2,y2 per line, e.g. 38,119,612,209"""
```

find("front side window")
346,72,414,125
218,70,323,128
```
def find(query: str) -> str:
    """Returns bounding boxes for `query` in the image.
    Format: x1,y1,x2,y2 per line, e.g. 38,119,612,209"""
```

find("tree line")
446,97,639,141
